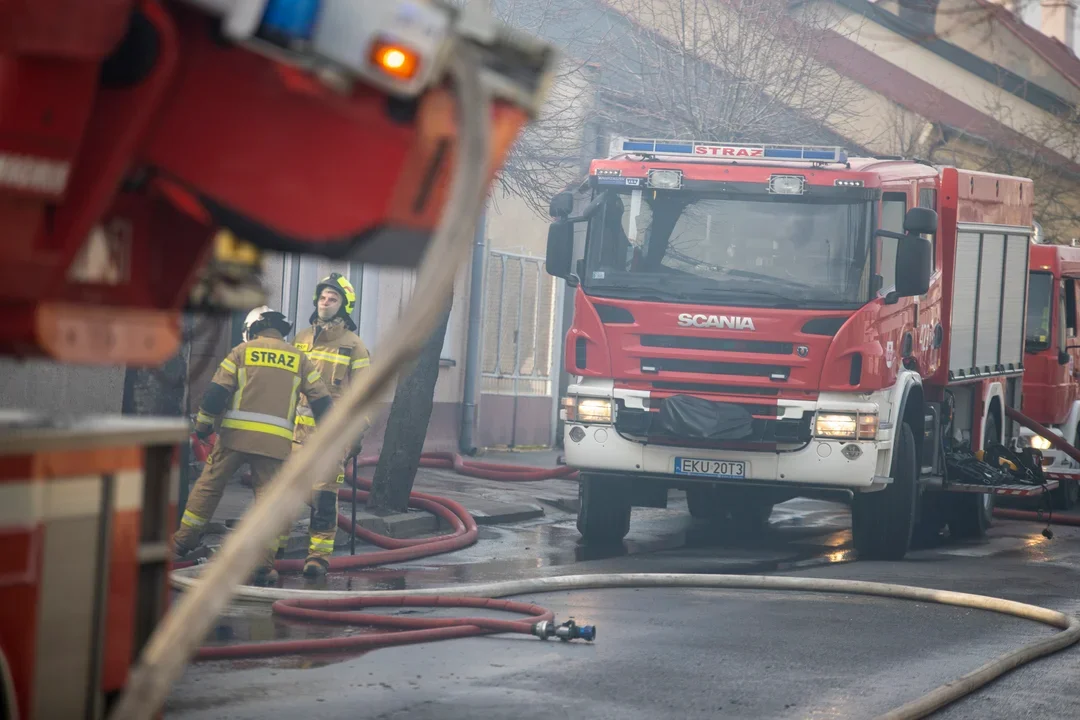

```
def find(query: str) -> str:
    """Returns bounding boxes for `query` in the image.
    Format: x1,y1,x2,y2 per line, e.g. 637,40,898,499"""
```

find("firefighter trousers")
280,441,347,563
174,441,282,571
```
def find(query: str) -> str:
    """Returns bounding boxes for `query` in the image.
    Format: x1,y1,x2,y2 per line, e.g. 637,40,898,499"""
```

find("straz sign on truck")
694,145,764,157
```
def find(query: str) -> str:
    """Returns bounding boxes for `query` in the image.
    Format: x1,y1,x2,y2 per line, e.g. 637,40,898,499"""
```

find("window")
879,192,907,291
918,187,937,270
1025,272,1052,352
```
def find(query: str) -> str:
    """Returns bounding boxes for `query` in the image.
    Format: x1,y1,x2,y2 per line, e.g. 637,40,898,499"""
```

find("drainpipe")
459,206,487,455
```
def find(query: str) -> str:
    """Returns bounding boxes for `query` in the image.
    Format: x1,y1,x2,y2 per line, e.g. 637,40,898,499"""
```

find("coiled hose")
108,44,494,720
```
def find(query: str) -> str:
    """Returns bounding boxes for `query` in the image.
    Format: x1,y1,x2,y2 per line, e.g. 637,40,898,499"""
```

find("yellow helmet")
312,272,357,330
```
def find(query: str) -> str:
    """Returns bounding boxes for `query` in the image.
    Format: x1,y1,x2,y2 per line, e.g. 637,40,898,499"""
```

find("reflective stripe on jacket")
208,331,331,459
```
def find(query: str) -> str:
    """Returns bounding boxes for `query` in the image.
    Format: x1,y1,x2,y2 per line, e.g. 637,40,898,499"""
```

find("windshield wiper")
689,287,800,309
720,268,814,290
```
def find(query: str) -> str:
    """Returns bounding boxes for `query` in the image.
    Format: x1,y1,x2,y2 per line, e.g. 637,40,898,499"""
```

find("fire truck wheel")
576,474,631,544
851,423,917,560
949,413,998,539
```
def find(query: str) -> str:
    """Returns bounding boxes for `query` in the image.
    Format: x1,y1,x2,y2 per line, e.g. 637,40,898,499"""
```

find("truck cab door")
875,188,916,380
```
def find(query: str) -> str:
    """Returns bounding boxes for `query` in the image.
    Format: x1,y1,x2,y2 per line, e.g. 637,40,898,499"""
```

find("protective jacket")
292,318,371,443
196,329,331,460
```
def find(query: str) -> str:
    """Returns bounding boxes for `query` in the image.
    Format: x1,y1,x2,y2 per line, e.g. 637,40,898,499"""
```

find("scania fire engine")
547,137,1052,560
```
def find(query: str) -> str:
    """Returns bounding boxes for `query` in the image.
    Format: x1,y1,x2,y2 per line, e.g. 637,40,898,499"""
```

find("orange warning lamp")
370,39,420,81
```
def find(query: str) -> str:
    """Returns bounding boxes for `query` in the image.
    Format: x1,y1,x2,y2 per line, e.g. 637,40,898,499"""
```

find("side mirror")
894,234,932,297
546,221,574,278
549,191,574,219
1059,350,1070,366
903,207,937,235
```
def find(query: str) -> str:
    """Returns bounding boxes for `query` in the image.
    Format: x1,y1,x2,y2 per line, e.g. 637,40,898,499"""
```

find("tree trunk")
367,304,453,514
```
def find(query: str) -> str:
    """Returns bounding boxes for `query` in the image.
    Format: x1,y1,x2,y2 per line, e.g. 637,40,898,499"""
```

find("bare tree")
444,0,603,217
593,0,863,145
936,100,1080,242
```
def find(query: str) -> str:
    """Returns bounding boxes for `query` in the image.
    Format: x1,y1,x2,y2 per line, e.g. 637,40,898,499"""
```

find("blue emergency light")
261,0,322,41
614,137,848,164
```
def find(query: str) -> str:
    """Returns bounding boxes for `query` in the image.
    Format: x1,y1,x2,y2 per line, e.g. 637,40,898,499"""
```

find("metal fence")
481,250,557,396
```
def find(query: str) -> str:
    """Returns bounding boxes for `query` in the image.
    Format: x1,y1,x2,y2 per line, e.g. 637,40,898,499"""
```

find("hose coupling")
531,618,595,642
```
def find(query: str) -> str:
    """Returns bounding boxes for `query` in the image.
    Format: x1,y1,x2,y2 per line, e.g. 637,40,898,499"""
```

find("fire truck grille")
650,382,780,396
641,357,790,379
641,335,793,354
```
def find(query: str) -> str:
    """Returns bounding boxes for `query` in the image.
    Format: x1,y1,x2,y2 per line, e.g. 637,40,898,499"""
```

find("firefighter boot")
303,556,330,578
249,566,280,587
172,542,213,564
305,489,338,576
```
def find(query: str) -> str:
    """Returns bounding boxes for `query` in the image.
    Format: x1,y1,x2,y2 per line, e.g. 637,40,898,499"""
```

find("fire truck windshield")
583,188,873,308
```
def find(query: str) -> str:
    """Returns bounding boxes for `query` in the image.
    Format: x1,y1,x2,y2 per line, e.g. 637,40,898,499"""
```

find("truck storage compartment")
948,227,1030,380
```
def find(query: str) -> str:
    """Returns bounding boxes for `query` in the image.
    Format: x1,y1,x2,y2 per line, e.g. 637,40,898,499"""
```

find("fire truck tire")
949,414,998,539
576,475,631,544
851,423,917,560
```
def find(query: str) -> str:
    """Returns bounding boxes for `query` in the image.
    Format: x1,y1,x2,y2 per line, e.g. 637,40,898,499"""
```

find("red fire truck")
1015,239,1080,508
546,137,1053,560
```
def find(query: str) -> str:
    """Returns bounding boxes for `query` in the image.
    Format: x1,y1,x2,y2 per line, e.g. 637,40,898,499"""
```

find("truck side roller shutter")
999,234,1029,369
949,226,1031,380
975,233,1006,370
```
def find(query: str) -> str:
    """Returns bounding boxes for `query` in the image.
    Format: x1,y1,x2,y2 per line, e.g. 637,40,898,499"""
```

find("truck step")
922,475,1058,497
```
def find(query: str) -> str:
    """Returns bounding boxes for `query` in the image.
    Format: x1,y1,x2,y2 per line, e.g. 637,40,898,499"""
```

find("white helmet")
243,306,291,341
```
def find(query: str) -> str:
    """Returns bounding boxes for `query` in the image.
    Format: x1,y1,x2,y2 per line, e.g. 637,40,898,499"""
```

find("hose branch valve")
531,618,596,642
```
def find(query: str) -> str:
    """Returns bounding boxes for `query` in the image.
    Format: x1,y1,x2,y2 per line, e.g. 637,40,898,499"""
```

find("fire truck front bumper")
562,396,894,491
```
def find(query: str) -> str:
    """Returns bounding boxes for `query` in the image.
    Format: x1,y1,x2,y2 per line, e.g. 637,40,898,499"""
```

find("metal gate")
480,250,557,447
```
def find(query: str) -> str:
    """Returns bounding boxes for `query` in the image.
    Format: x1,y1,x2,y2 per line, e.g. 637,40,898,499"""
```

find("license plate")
674,457,746,479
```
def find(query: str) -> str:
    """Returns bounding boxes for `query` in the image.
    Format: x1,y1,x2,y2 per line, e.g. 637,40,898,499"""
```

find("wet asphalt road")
166,494,1080,719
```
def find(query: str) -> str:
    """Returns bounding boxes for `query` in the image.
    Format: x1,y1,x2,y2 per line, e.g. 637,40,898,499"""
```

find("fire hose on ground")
171,567,1080,720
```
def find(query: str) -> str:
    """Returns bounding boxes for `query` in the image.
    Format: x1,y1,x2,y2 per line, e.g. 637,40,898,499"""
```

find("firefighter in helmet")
174,306,333,586
289,273,372,578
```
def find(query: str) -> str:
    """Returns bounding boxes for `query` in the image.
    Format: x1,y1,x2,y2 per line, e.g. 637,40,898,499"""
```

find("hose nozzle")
531,618,596,642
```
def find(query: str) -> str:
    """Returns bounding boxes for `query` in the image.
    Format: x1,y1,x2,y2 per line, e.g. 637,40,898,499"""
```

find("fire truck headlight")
815,413,877,440
648,169,683,189
575,397,613,424
1029,435,1053,451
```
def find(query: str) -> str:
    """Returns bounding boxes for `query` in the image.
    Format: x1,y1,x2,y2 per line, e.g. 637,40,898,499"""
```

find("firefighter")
290,272,371,578
174,306,333,586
